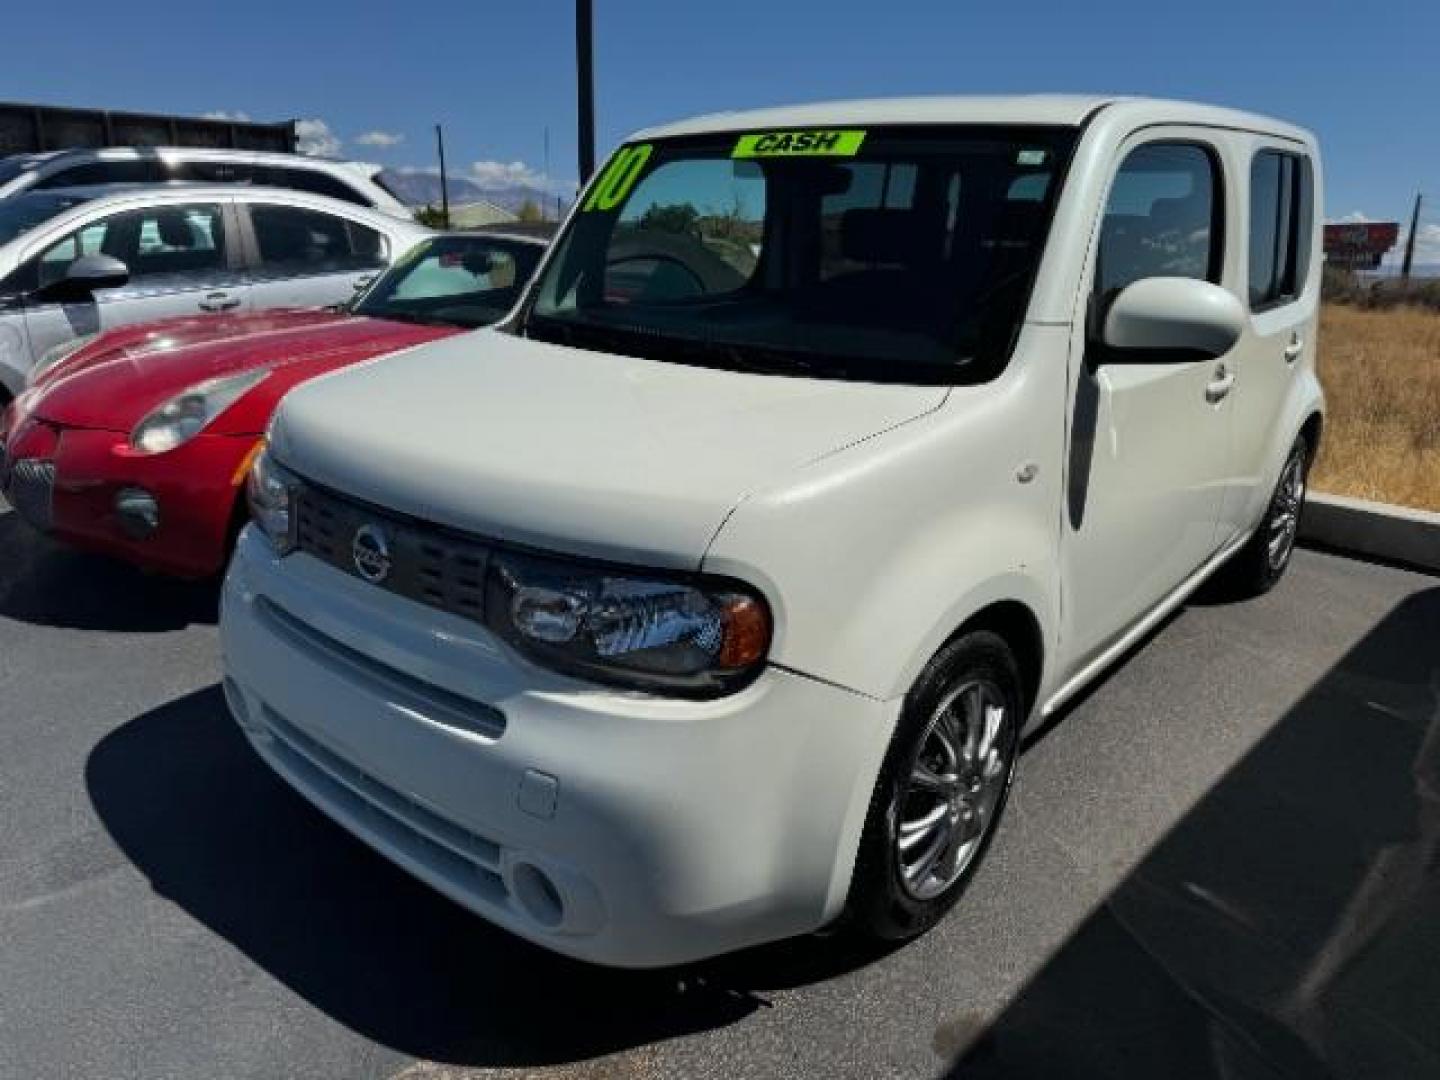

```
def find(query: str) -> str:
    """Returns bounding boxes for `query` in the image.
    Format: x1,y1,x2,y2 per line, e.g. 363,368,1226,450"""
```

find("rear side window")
249,205,386,276
1248,150,1313,310
266,167,369,206
1097,142,1221,300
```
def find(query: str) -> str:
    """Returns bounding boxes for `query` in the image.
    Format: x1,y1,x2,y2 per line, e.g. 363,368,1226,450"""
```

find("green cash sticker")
732,129,867,158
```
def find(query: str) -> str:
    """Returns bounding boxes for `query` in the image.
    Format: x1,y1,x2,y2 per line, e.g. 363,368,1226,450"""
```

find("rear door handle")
352,274,376,291
1283,334,1304,363
1205,364,1235,403
199,291,241,312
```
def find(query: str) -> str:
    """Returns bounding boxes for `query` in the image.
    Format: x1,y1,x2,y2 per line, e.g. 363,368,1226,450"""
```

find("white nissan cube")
222,96,1324,967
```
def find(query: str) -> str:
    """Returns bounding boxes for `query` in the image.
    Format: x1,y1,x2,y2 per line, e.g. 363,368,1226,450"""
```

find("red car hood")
26,310,456,434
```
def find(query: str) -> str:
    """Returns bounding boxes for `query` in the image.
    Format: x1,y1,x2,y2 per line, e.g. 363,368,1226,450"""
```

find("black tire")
847,630,1025,941
1221,434,1310,598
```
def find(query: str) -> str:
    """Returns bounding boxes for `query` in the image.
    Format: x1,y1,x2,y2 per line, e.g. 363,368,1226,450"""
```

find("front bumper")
0,416,257,577
221,527,895,967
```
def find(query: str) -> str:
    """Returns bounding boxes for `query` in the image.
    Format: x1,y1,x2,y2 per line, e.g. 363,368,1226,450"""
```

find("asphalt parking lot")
2,496,1437,1080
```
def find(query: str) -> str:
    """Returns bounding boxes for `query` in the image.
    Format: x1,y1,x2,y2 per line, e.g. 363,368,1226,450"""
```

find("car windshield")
351,234,545,329
522,124,1076,384
0,190,95,246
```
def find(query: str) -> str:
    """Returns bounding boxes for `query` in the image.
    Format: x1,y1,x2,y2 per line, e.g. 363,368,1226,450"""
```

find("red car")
0,227,550,577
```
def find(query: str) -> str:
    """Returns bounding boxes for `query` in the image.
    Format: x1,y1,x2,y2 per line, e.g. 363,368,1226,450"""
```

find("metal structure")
0,101,297,157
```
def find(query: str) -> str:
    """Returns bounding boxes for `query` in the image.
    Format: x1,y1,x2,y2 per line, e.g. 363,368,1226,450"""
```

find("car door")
1215,139,1318,544
17,200,249,367
240,201,389,311
1059,134,1237,670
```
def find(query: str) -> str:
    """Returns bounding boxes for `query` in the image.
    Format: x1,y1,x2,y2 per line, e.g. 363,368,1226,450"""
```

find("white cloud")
201,109,252,122
295,118,342,158
1390,222,1440,266
469,159,553,191
355,129,404,149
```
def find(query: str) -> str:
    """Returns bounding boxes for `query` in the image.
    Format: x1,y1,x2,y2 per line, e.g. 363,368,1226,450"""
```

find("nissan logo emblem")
351,524,392,584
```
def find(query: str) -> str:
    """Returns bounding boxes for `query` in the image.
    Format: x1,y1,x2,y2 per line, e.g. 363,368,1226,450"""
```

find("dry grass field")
1310,303,1440,512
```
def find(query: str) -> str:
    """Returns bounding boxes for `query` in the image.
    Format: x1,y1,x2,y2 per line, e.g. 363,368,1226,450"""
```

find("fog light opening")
114,487,160,539
511,861,565,929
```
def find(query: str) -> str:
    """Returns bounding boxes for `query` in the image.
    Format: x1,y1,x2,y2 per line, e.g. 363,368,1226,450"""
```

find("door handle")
1205,364,1235,403
1283,334,1304,363
352,274,376,291
199,291,240,312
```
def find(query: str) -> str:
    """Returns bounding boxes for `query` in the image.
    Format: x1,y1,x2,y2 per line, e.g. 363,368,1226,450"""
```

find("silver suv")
0,147,410,217
0,184,430,402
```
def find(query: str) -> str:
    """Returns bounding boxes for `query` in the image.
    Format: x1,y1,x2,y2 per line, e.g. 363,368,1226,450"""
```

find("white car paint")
221,95,1325,966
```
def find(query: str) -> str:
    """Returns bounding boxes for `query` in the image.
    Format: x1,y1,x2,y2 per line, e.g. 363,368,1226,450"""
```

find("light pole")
576,0,595,184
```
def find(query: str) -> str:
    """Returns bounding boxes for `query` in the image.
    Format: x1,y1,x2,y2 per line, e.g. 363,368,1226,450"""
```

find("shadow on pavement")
949,586,1440,1079
84,685,892,1069
0,506,217,631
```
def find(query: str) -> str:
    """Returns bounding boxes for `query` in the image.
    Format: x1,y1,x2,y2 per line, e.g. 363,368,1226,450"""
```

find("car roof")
38,181,394,210
631,94,1311,144
3,145,379,173
15,183,429,240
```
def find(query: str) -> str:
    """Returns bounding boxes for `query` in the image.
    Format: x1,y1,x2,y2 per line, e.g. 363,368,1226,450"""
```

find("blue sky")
5,0,1438,256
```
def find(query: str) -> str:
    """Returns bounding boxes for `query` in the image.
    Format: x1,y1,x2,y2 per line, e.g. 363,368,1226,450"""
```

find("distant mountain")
379,169,556,214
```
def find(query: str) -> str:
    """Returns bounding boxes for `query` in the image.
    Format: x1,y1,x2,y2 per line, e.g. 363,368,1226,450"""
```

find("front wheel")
847,631,1024,941
1222,434,1310,597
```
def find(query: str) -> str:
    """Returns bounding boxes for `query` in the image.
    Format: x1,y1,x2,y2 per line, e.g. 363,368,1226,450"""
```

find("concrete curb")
1301,492,1440,573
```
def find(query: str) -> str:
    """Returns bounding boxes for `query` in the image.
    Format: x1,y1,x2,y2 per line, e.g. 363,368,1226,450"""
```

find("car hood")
270,329,949,567
26,311,454,434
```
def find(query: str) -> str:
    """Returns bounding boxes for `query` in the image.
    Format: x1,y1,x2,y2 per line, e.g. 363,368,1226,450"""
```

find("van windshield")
523,125,1076,384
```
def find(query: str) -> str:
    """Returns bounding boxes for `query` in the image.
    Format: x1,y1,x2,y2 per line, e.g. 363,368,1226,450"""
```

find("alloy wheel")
895,678,1014,901
1267,451,1306,571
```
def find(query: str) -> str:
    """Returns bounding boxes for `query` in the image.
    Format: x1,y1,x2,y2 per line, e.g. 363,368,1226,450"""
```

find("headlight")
244,447,298,554
130,369,270,454
28,334,97,386
486,550,772,696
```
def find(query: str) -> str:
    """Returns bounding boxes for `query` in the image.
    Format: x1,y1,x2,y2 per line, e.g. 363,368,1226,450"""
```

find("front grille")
295,483,491,621
6,459,56,530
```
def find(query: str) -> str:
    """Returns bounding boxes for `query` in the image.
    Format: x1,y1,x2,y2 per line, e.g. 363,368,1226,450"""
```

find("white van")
222,96,1324,967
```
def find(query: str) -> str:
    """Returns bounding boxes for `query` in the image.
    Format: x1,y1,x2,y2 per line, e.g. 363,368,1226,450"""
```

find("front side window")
34,202,227,290
1097,142,1221,301
250,205,385,276
352,235,544,328
524,125,1078,384
1249,150,1312,310
36,160,172,188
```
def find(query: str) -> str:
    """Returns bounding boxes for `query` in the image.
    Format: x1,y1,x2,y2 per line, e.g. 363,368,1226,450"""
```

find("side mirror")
35,254,130,304
1100,277,1245,361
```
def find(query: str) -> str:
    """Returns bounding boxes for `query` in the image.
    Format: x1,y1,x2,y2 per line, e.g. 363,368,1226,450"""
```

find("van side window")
1097,143,1221,301
1249,151,1312,310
